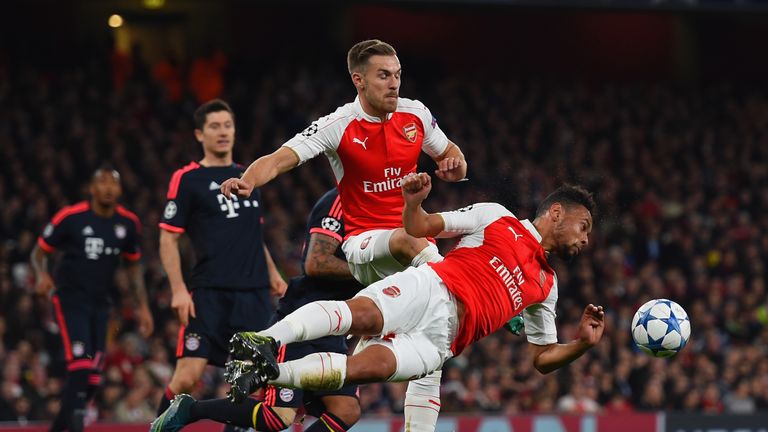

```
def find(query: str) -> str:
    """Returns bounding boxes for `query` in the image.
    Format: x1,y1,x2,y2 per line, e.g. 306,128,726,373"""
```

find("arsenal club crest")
360,236,372,250
403,122,418,143
382,286,401,298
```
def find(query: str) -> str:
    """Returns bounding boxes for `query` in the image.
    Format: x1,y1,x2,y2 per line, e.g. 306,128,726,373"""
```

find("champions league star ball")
631,299,691,358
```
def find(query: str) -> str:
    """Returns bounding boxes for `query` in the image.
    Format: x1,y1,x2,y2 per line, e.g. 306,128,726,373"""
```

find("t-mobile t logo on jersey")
216,194,260,219
217,194,240,218
84,237,104,260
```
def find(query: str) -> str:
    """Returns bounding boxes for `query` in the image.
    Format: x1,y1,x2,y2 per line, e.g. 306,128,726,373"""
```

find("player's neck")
91,200,116,218
358,95,389,121
532,218,554,252
200,154,233,167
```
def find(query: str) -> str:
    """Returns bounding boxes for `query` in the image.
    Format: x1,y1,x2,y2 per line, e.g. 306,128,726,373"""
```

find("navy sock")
156,386,174,416
189,397,260,429
50,369,89,432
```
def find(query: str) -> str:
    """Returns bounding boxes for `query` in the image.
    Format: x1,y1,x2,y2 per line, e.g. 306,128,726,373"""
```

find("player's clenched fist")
402,172,432,206
434,157,465,182
220,177,255,199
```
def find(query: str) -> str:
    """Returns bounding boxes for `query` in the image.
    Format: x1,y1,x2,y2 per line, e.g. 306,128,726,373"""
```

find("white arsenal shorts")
354,265,458,381
342,229,408,286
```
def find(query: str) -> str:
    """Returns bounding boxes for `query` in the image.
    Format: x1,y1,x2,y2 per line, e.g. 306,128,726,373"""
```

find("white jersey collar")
354,96,394,122
521,219,543,243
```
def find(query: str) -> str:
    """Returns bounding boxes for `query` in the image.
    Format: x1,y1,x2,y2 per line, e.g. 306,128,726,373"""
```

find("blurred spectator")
556,382,600,414
0,43,767,424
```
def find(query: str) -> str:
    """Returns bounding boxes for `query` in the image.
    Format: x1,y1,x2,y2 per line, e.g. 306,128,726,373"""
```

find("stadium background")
2,0,768,430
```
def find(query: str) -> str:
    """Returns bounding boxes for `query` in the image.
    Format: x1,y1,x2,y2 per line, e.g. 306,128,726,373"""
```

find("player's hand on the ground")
269,275,287,298
171,286,196,327
34,272,55,297
401,172,432,206
220,177,254,199
136,304,154,338
578,304,605,347
434,157,465,182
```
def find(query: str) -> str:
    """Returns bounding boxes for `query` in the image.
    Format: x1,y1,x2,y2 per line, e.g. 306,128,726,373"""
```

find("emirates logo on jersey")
382,285,401,298
403,122,418,142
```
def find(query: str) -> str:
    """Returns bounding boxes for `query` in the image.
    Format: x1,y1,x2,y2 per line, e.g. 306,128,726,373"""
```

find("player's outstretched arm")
220,147,300,198
402,172,445,238
528,304,605,374
432,142,467,182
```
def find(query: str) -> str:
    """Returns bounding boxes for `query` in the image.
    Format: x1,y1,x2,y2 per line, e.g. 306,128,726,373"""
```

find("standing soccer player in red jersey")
221,39,466,431
31,166,153,432
225,173,605,404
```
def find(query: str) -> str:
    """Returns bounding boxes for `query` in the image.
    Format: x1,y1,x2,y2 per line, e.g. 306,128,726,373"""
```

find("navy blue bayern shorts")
177,287,273,367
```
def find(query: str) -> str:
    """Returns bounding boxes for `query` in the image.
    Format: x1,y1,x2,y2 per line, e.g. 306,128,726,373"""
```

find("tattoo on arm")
306,234,353,280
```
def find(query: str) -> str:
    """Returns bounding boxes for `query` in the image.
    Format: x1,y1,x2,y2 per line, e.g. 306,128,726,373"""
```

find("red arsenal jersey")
428,203,559,355
284,97,449,238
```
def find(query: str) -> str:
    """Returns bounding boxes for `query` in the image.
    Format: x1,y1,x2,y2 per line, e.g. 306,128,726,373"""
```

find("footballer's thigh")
352,333,443,383
346,343,397,383
342,229,407,285
353,266,436,335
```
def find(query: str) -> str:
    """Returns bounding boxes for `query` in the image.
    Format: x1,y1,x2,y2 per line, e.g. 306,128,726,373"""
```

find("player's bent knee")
169,373,198,393
347,346,397,383
346,297,383,335
389,229,429,264
169,358,206,393
323,397,361,425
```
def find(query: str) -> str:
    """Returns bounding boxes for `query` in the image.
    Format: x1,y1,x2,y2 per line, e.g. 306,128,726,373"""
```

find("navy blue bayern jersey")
159,162,269,290
37,201,142,302
278,189,363,314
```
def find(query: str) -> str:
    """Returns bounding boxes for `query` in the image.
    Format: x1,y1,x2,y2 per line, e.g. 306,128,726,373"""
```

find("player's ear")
194,128,204,143
351,71,364,90
549,203,562,223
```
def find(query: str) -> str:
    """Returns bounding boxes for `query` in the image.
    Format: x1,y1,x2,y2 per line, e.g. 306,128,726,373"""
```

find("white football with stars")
631,299,691,358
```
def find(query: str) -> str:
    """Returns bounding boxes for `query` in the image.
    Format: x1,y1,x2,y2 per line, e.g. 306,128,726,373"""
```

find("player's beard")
552,225,579,261
379,93,398,113
552,244,574,262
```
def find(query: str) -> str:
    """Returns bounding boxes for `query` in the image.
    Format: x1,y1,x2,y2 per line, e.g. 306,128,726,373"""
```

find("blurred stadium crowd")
1,45,767,424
